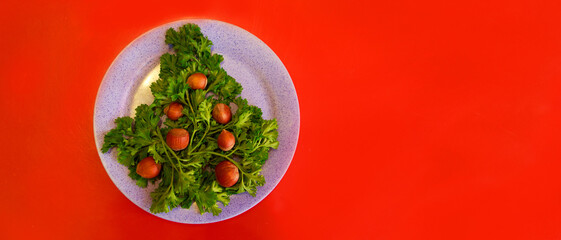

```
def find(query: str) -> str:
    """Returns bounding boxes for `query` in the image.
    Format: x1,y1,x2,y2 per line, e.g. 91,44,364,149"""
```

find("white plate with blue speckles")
93,19,299,224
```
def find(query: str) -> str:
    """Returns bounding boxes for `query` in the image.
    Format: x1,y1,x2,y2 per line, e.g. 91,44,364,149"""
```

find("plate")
93,19,300,224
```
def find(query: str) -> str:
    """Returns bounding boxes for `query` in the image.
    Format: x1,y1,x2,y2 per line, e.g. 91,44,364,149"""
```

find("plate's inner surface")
95,19,299,224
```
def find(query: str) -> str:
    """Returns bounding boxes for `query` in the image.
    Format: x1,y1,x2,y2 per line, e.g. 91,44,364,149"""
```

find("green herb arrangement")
101,24,279,216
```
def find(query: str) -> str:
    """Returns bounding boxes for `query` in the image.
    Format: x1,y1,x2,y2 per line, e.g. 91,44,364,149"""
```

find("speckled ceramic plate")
93,19,299,224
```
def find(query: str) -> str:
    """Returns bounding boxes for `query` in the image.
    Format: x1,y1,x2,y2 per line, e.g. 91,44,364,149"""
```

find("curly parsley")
101,24,279,216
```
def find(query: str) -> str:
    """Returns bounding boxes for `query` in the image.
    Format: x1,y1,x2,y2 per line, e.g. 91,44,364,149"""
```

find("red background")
2,0,561,239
